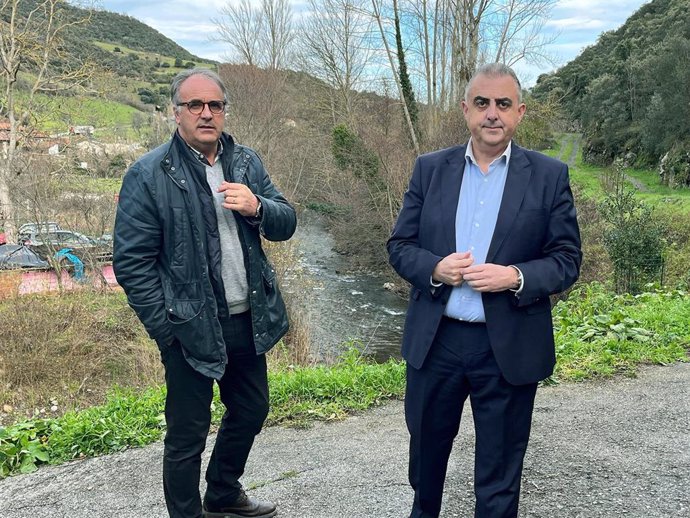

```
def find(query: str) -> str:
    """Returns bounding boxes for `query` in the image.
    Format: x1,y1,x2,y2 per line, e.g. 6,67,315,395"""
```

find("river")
285,209,407,362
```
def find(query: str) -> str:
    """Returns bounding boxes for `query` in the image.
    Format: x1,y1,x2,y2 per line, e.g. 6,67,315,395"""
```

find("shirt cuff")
508,265,524,295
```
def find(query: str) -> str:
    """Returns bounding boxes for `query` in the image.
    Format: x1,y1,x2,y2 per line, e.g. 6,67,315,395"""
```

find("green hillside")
531,0,690,187
79,8,201,61
2,0,218,138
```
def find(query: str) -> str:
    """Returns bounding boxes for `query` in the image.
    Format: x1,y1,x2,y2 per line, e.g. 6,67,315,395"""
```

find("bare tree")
214,0,294,70
380,0,557,141
261,0,294,70
219,64,292,163
487,0,558,67
298,0,374,124
370,0,420,154
214,0,263,66
0,0,93,240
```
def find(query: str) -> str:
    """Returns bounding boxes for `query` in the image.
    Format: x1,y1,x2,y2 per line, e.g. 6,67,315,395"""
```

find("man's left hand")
460,263,519,292
218,182,259,217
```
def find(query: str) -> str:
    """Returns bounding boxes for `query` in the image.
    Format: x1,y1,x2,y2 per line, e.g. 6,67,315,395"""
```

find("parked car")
18,227,113,262
17,221,62,236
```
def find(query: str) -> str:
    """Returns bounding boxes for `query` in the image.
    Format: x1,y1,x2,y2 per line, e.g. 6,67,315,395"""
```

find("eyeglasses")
176,100,226,115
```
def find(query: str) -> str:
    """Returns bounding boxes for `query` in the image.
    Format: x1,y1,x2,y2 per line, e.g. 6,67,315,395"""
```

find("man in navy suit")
387,63,582,518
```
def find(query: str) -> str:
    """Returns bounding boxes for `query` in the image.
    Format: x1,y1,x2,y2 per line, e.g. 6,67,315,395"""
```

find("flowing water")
285,209,408,362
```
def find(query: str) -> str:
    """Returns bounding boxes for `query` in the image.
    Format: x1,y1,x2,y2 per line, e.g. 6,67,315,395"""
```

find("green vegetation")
546,134,690,208
533,0,690,184
569,161,605,200
332,124,381,182
599,162,666,293
1,0,689,485
3,0,217,143
39,95,141,133
93,41,214,72
553,283,689,381
1,285,687,478
264,348,405,426
547,136,690,289
76,8,202,61
63,176,123,196
0,347,406,477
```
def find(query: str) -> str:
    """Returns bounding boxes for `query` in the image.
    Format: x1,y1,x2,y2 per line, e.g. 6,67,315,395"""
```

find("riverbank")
1,362,687,517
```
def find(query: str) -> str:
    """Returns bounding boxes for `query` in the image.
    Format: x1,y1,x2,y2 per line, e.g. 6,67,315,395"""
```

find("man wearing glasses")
114,68,296,518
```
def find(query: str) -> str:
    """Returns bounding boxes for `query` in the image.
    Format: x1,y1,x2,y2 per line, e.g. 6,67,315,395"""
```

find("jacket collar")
487,144,531,262
439,141,531,258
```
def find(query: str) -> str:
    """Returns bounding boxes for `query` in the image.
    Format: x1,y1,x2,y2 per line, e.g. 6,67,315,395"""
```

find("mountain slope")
531,0,690,171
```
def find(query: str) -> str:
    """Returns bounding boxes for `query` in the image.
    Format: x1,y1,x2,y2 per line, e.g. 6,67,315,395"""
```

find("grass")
569,161,605,200
548,135,690,215
0,346,406,477
552,283,689,381
61,176,123,196
0,290,162,424
15,91,142,133
93,41,215,70
1,283,688,477
264,348,405,426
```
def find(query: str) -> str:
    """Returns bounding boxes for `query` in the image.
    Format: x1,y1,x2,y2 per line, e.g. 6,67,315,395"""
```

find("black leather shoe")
203,490,277,518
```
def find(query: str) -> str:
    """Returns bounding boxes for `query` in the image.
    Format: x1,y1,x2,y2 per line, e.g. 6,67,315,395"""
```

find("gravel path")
0,363,688,517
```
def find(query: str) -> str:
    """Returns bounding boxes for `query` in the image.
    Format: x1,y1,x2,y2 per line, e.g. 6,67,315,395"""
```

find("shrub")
599,160,667,293
331,124,380,182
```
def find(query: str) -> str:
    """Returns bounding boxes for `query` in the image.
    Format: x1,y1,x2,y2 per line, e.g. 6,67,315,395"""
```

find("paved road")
1,363,688,517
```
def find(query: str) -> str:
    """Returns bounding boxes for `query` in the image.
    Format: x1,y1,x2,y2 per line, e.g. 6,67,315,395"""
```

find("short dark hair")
170,68,228,109
464,63,522,104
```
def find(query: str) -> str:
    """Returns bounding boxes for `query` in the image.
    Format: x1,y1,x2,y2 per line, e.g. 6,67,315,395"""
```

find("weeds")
1,284,688,478
0,290,161,425
552,283,689,381
0,346,405,477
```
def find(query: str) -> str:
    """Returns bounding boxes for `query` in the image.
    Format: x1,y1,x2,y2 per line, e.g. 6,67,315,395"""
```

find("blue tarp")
55,248,85,280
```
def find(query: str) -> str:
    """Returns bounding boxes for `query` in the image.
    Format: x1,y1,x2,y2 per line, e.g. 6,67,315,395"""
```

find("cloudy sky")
99,0,648,85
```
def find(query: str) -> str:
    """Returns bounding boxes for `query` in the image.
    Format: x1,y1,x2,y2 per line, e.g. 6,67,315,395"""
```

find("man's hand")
432,251,474,286
218,182,259,217
460,263,519,292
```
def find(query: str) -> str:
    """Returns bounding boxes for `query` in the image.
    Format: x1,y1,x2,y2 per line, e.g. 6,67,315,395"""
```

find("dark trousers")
406,317,538,518
160,311,269,518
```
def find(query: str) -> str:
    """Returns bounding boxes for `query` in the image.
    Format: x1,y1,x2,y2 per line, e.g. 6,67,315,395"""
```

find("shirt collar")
465,138,512,169
187,139,223,166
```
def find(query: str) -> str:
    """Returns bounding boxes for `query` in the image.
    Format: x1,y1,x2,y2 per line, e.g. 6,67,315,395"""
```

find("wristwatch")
254,198,263,219
508,265,523,293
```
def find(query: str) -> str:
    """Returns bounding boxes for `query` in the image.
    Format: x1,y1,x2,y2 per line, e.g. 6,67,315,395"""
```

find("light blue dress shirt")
443,140,512,322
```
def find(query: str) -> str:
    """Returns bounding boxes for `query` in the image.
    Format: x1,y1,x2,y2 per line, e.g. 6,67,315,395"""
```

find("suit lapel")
486,145,532,262
441,147,466,252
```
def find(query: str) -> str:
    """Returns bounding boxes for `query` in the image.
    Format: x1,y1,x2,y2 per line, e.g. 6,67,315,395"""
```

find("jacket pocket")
262,262,276,293
167,299,204,324
166,299,219,362
171,207,188,267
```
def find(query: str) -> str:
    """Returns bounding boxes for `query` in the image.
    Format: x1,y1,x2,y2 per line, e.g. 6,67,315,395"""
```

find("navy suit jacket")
387,143,582,385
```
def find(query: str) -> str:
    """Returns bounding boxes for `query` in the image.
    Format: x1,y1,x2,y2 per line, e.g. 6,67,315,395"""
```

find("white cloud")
99,0,652,79
551,0,647,30
556,0,644,10
546,17,608,30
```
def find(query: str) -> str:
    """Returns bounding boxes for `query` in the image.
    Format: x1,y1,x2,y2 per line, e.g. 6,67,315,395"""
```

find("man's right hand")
432,251,474,286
